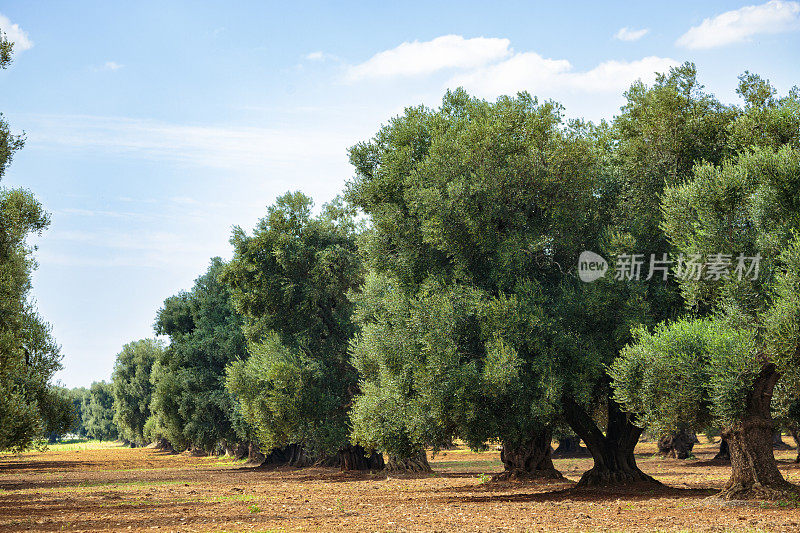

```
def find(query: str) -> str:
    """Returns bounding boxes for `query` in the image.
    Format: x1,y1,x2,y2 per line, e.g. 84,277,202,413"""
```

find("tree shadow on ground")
436,484,717,504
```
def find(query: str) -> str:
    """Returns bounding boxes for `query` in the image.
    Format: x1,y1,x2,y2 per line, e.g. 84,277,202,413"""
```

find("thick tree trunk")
331,445,385,471
773,431,792,449
552,437,590,457
265,443,315,467
152,438,174,453
232,442,249,460
714,437,730,462
717,364,798,500
562,395,658,487
494,429,564,481
790,428,800,464
246,441,266,465
387,450,432,472
657,429,696,459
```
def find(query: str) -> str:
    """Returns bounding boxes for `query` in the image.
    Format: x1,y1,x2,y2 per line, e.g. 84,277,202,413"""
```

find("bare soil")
1,440,799,532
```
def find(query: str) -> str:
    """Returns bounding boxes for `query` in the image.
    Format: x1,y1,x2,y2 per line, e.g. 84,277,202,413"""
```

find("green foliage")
0,37,65,451
729,72,800,152
149,258,248,452
40,386,79,442
223,192,363,457
617,75,800,435
606,61,736,326
111,339,163,446
610,319,760,433
83,382,117,441
346,89,612,457
68,387,90,437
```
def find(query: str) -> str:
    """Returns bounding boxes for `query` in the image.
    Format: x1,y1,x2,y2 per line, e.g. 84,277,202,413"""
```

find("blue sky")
1,1,798,387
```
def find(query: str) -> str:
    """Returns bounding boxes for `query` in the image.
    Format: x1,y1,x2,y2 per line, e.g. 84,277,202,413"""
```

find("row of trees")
15,54,798,501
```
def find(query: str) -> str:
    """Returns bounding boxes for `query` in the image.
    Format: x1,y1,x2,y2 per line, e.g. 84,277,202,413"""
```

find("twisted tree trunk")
552,437,590,457
657,428,696,459
494,429,563,481
387,450,431,472
773,431,792,449
714,437,730,462
562,395,658,487
718,364,798,500
152,437,174,453
333,445,385,471
790,428,800,464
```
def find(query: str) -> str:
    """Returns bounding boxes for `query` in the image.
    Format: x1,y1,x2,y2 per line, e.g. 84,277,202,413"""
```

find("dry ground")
1,439,799,532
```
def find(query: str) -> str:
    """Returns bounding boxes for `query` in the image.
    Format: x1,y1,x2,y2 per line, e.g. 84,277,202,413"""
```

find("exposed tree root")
575,467,661,488
713,481,800,501
387,450,431,472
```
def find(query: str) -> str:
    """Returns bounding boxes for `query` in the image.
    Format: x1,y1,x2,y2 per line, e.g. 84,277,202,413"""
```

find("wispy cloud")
23,114,356,170
345,35,512,81
677,0,800,49
103,61,124,71
614,27,649,41
447,53,678,97
0,13,33,51
40,228,220,269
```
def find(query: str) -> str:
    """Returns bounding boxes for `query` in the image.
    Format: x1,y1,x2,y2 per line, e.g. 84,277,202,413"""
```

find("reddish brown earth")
1,440,799,532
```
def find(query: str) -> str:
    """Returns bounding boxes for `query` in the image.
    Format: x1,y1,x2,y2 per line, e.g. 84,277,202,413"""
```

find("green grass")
0,439,122,455
47,439,122,452
432,459,502,471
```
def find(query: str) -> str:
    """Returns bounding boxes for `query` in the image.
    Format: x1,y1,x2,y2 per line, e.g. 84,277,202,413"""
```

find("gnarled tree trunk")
790,428,800,464
230,442,248,460
562,395,658,487
152,438,174,453
494,429,563,481
246,441,265,465
773,431,792,449
657,428,696,459
718,364,798,500
387,450,431,472
714,437,730,462
552,437,590,457
332,445,385,471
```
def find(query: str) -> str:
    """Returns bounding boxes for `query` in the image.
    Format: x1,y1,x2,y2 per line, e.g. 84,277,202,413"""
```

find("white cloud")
103,61,123,71
677,0,800,49
614,27,649,41
40,228,219,269
306,51,325,60
0,13,33,51
23,114,356,170
447,53,678,97
346,34,512,81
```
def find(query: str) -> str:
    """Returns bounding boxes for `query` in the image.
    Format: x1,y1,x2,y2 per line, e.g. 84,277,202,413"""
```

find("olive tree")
149,258,249,453
111,339,163,446
346,89,633,479
612,76,800,498
223,192,383,470
0,35,68,451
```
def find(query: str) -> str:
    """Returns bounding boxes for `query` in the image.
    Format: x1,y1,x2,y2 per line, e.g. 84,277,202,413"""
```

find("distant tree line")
4,42,799,501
